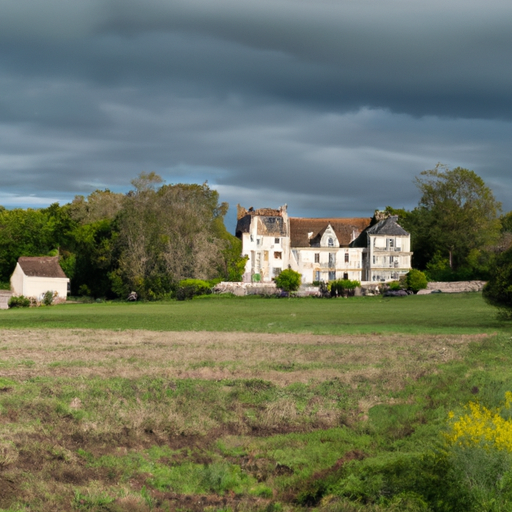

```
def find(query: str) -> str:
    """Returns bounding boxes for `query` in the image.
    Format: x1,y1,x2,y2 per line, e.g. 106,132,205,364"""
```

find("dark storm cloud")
0,0,511,227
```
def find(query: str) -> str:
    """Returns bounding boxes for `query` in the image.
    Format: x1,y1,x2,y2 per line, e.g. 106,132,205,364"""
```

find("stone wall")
0,291,12,310
417,281,487,294
213,282,278,296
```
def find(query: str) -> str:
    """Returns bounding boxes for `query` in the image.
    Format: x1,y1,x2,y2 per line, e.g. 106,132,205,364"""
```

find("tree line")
1,165,512,306
0,173,246,299
386,164,511,282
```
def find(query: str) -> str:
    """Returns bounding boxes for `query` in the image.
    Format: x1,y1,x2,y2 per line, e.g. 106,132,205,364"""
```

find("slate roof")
350,215,409,247
366,215,409,236
17,257,68,278
290,217,371,247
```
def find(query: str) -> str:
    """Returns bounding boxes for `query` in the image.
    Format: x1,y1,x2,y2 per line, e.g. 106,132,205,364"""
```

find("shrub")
176,279,212,301
329,279,361,297
78,284,91,297
8,295,30,308
274,269,301,294
405,269,428,293
388,281,402,291
42,290,56,306
482,247,512,319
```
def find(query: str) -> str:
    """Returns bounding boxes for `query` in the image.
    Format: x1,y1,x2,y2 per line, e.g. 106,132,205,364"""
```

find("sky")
1,0,511,231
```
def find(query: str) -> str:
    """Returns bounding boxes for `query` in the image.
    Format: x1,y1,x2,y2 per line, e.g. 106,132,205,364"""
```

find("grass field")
1,293,512,511
0,293,509,335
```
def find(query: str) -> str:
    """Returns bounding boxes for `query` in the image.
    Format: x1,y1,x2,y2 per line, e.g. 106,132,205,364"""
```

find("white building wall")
294,247,365,283
23,276,69,300
10,264,24,296
367,234,412,282
241,229,290,282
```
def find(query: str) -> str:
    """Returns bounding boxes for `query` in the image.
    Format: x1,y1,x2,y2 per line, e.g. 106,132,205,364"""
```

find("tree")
275,269,301,295
414,165,502,271
111,176,230,299
482,247,512,319
405,269,428,293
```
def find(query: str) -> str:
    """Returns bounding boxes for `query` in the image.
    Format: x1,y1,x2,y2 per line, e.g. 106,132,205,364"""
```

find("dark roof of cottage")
17,257,68,278
289,217,371,247
350,215,409,247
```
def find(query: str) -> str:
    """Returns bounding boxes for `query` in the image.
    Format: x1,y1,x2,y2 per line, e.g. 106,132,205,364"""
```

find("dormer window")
328,237,334,247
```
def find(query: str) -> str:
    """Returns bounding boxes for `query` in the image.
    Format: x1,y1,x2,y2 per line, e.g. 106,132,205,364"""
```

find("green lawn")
0,292,508,335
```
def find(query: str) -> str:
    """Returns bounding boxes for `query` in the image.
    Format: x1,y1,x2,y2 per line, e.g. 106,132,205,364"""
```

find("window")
273,267,282,277
372,255,376,264
388,238,394,249
344,253,349,263
315,271,320,281
328,237,334,247
328,271,336,281
343,272,348,280
274,251,282,259
250,235,254,242
314,253,320,263
328,253,336,267
274,238,280,244
256,238,261,246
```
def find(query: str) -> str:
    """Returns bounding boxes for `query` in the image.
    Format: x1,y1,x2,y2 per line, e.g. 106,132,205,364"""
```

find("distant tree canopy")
0,173,246,298
387,165,504,281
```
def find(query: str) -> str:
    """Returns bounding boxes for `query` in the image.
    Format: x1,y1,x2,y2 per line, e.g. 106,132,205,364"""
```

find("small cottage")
10,256,69,303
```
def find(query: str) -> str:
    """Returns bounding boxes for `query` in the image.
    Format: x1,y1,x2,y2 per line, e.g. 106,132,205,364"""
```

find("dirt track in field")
0,329,487,386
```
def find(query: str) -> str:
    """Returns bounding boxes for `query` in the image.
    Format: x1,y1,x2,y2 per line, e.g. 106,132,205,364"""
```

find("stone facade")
236,205,413,284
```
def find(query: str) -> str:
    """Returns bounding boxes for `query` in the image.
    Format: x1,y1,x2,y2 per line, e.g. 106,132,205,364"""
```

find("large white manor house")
236,204,412,284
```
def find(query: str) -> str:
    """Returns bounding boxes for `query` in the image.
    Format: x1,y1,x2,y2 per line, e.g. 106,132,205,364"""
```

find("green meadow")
0,293,509,335
1,293,512,511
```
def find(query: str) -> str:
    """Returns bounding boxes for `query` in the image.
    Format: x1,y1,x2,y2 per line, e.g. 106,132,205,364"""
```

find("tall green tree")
111,174,238,299
415,165,501,270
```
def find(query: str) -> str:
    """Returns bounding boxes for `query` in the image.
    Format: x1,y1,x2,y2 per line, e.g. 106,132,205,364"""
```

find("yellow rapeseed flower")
446,393,512,452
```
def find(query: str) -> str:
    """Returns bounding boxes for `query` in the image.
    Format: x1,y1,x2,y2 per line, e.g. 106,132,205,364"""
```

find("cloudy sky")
1,0,511,230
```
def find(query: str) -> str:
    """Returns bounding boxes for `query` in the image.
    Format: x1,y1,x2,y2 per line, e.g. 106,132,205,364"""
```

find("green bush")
388,281,402,291
176,279,212,301
482,247,512,319
274,269,302,294
42,290,56,306
405,269,428,293
329,279,361,297
8,295,31,308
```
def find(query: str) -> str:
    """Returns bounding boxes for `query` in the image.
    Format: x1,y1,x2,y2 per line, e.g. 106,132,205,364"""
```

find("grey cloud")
0,0,511,223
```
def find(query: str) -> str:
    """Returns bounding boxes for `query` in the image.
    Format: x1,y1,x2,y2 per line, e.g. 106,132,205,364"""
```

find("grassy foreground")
0,294,512,511
0,293,509,335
